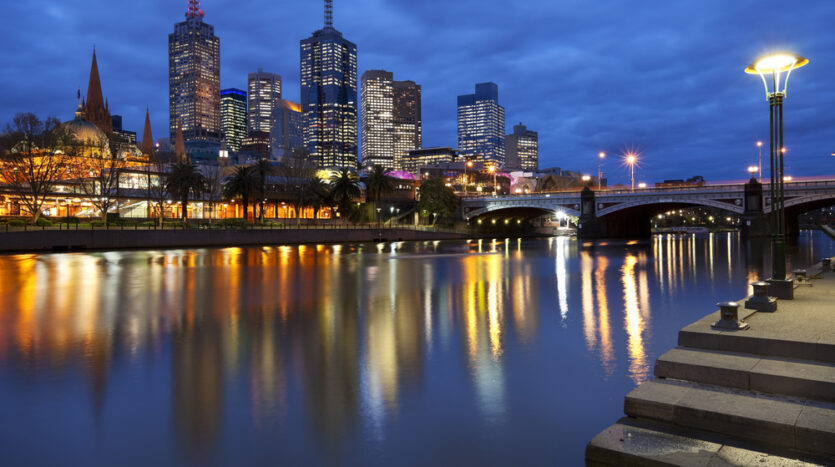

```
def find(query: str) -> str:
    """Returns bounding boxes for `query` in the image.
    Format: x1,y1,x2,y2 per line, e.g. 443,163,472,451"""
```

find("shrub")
9,220,25,227
139,221,156,227
35,218,53,227
90,220,105,228
57,216,80,225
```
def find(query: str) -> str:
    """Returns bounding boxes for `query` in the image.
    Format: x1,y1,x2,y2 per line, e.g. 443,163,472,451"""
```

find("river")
0,231,832,466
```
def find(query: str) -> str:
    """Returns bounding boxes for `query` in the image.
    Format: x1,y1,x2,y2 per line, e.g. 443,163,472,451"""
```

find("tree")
201,164,225,222
299,177,331,221
253,159,273,222
417,178,460,224
223,165,256,222
165,160,205,221
68,135,129,222
0,113,71,222
329,169,360,221
145,151,171,227
365,165,393,204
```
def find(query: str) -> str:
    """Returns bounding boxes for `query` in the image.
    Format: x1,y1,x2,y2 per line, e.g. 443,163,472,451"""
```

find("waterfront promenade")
586,259,835,465
0,225,467,253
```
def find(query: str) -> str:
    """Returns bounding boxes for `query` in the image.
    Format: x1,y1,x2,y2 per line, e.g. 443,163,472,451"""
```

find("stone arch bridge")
461,179,835,238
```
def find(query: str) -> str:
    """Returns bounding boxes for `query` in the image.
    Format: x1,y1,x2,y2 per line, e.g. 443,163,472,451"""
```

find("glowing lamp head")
745,53,808,74
638,182,647,189
582,175,591,182
756,141,763,148
747,166,758,174
626,155,636,164
488,165,496,173
466,161,473,168
598,152,605,159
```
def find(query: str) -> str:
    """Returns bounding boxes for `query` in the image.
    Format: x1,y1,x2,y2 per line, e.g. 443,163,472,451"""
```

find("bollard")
744,282,778,313
793,269,811,286
823,257,832,272
711,301,749,330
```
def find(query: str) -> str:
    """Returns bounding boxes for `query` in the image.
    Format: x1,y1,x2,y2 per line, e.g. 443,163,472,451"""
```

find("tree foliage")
417,178,460,223
365,165,393,203
329,169,360,221
223,165,257,221
165,160,205,221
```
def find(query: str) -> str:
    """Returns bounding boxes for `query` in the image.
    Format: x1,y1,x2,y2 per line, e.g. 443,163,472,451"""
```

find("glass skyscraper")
361,70,421,170
247,70,282,134
505,123,539,171
457,82,505,165
168,0,221,144
270,99,304,162
220,88,247,152
300,0,358,169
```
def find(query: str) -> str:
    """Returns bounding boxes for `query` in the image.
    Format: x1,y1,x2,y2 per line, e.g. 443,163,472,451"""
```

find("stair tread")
586,417,829,466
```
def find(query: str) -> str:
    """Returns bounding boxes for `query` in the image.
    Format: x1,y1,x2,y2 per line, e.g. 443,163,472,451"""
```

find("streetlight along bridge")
461,178,835,238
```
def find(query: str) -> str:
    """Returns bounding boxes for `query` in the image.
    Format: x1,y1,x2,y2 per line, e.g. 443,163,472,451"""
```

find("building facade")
505,123,538,171
404,147,459,174
361,71,422,170
220,88,247,152
457,82,505,165
300,0,358,169
168,0,221,144
270,99,304,162
247,70,282,134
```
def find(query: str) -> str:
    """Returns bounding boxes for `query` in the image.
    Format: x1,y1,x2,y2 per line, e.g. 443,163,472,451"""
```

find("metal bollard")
711,301,749,330
822,258,832,272
744,282,778,313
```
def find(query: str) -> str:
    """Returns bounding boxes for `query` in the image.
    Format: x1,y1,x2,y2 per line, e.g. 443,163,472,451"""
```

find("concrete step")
623,379,835,458
586,417,829,466
655,347,835,403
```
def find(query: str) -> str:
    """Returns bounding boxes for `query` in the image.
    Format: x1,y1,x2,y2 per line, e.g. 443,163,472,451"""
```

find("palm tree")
223,165,256,222
253,159,273,222
299,177,330,222
329,169,360,222
365,165,394,204
165,160,205,221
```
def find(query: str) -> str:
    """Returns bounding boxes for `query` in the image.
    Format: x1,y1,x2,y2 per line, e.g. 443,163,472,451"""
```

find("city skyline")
2,0,835,182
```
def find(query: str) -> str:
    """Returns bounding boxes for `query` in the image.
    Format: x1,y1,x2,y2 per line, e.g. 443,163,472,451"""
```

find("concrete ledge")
0,228,467,253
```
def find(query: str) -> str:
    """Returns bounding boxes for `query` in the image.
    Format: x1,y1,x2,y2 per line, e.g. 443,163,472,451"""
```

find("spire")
141,107,155,157
324,0,333,28
186,0,204,19
75,87,86,119
85,48,112,133
174,120,186,160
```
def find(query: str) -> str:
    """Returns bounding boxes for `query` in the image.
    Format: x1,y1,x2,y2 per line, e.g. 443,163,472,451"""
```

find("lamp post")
465,160,474,194
626,154,637,190
745,52,808,284
756,141,763,182
747,166,758,179
489,165,497,195
597,152,605,189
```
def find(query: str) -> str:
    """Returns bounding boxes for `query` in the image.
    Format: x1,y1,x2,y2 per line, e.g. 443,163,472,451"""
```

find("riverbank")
586,258,835,465
0,227,469,253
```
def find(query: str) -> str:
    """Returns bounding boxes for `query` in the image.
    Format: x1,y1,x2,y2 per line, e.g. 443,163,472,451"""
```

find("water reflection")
0,233,831,464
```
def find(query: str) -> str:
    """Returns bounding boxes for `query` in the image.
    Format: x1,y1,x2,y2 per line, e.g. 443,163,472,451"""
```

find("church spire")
141,107,155,157
84,48,112,133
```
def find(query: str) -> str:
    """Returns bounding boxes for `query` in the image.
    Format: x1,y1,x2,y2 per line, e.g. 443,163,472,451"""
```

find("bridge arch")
596,197,744,217
464,201,580,220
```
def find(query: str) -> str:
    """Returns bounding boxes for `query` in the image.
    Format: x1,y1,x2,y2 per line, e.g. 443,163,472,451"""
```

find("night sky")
2,0,834,185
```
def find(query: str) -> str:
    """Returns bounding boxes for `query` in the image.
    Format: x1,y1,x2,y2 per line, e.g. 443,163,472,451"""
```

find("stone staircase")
586,260,835,466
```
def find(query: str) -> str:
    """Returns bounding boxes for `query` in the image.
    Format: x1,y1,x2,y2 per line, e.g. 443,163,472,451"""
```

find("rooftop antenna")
325,0,333,28
186,0,204,19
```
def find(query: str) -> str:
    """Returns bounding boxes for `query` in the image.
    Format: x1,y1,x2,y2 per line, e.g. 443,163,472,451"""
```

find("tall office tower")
457,82,505,164
169,0,221,143
270,99,304,162
392,80,421,170
110,115,137,145
247,70,282,133
220,88,247,151
360,71,422,170
300,0,358,169
505,123,539,171
360,70,394,169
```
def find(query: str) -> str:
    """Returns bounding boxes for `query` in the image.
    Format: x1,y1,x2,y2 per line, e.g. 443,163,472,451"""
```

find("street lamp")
625,154,637,190
747,166,758,178
465,160,474,194
582,174,591,186
745,51,808,284
638,182,647,189
597,152,605,189
488,165,497,195
756,141,763,181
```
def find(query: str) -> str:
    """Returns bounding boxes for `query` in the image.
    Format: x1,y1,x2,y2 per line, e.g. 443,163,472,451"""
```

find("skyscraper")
247,70,282,134
505,123,539,171
169,0,221,144
392,80,421,170
360,70,422,170
220,88,247,152
270,99,304,162
457,82,505,164
300,0,358,169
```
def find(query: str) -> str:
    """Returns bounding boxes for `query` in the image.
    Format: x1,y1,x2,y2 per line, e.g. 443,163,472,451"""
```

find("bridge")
461,179,835,238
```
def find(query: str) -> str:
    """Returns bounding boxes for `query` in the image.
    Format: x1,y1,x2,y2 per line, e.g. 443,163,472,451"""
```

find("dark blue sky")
2,0,834,184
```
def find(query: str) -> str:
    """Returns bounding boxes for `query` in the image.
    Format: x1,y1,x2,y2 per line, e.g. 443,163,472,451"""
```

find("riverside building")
505,123,539,171
457,82,505,165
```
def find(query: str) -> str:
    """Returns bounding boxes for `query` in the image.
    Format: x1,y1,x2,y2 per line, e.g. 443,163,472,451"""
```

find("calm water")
0,231,832,466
